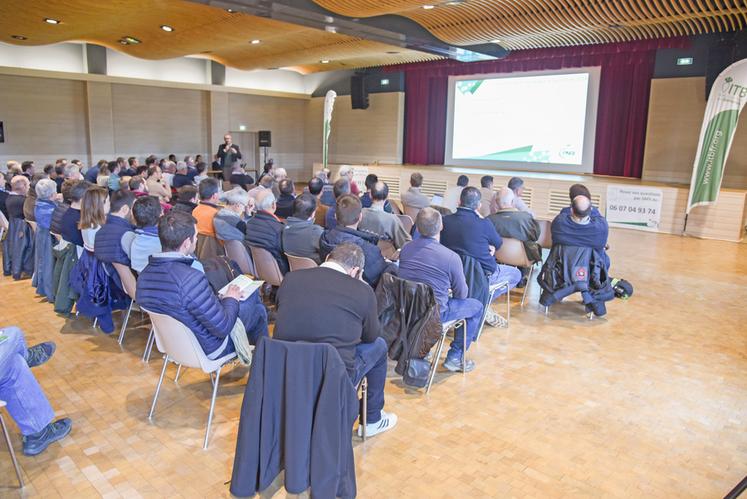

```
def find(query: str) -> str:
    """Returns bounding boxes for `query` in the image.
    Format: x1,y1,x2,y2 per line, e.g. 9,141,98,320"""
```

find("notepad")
218,275,264,301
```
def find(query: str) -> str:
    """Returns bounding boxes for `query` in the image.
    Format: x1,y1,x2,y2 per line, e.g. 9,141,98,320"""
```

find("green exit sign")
677,57,694,66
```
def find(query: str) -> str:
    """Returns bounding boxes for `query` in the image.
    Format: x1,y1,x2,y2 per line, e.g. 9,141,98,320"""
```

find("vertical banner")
606,185,663,232
687,59,747,213
322,90,337,170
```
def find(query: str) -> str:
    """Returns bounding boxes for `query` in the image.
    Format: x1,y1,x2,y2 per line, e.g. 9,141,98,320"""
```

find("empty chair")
142,308,237,449
389,199,403,215
396,214,414,234
249,246,283,287
403,204,421,222
425,319,466,394
1,400,23,488
224,239,256,276
494,237,536,307
537,219,553,250
113,263,139,345
285,253,318,271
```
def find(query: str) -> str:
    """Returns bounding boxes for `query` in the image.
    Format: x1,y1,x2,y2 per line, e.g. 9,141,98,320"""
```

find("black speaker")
351,75,369,110
705,38,734,98
258,130,271,147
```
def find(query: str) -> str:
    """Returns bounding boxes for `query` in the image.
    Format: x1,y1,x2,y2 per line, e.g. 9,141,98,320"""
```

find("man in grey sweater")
282,193,324,264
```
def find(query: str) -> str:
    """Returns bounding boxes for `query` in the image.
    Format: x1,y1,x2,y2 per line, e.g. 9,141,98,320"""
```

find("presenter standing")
217,133,242,180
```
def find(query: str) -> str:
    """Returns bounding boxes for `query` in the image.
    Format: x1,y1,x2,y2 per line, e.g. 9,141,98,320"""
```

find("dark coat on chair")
374,273,442,376
460,254,490,307
245,211,288,274
230,337,358,499
2,215,34,279
52,243,78,314
319,226,394,288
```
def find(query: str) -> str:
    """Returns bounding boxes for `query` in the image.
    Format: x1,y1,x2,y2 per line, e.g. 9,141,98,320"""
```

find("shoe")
443,356,476,373
22,418,72,456
26,342,56,368
485,310,507,328
516,277,527,289
357,411,398,438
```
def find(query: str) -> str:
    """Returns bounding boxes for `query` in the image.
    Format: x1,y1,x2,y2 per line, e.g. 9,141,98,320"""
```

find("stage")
317,163,747,243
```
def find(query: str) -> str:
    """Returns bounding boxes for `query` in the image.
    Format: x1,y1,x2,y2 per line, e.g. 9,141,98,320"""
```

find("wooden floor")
1,229,745,498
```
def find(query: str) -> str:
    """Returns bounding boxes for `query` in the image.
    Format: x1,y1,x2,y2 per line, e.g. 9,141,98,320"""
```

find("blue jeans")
488,264,522,301
441,297,484,361
351,337,387,424
0,327,55,435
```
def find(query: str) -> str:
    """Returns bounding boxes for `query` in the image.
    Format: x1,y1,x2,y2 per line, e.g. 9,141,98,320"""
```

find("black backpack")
202,255,243,294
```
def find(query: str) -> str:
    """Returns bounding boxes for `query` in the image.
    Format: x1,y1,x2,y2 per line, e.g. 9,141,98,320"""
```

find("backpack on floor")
202,255,243,294
611,278,634,300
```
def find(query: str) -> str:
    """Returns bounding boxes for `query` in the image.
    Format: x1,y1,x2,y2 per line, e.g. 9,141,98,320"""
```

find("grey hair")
507,177,524,191
328,242,365,271
415,207,442,238
63,164,80,179
223,187,249,206
273,167,287,180
35,178,58,200
176,161,188,172
496,187,515,209
338,165,353,178
255,190,276,211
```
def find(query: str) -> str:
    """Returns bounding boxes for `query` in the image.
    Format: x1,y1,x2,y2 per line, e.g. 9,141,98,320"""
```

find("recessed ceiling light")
11,35,27,40
386,51,400,54
44,18,61,24
422,5,435,9
491,39,502,44
226,8,236,13
250,39,261,44
160,25,174,32
444,0,465,4
119,36,141,45
320,59,330,64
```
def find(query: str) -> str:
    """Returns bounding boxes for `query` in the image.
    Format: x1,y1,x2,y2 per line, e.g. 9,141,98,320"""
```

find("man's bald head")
496,187,515,210
571,195,591,218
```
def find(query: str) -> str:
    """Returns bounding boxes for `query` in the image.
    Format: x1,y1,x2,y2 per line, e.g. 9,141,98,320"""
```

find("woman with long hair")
78,186,109,252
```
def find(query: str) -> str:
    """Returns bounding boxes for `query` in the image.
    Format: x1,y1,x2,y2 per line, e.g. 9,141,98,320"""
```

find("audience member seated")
0,326,72,456
136,211,269,357
274,179,295,219
507,177,534,217
229,162,255,191
478,175,497,217
244,190,289,274
23,174,43,222
282,193,324,264
359,181,411,250
130,175,171,214
171,185,199,215
442,174,469,213
84,159,102,184
320,194,395,288
3,176,34,279
325,178,351,230
214,187,252,243
338,165,360,196
306,176,328,227
360,174,393,213
50,179,76,236
273,243,397,437
192,178,222,239
34,179,58,231
318,170,336,207
161,161,176,189
193,161,208,184
94,190,136,267
96,163,110,188
5,175,29,222
146,166,171,202
440,187,522,316
400,172,430,210
247,174,273,202
560,184,602,218
107,160,122,192
33,179,60,298
552,194,608,251
124,196,163,274
21,161,35,180
399,208,484,372
487,187,542,285
172,161,194,189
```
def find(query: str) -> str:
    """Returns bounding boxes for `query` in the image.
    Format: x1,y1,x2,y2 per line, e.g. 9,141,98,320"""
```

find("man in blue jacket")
136,211,268,358
94,190,136,266
319,194,396,288
440,187,521,311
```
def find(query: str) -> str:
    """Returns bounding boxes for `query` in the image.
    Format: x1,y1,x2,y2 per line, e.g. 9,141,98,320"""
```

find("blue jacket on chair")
94,214,135,266
245,211,288,275
136,254,240,356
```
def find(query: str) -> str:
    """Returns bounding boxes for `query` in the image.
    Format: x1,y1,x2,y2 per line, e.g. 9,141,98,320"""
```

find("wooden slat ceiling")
313,0,747,50
0,0,440,74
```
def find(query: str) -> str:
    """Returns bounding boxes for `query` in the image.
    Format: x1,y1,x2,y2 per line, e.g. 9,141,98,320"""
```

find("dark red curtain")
395,38,689,177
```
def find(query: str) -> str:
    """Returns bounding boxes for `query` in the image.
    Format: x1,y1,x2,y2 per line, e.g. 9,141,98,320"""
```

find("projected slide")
449,71,593,168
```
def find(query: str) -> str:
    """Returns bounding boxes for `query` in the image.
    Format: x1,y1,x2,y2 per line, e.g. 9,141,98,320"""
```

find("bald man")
487,187,541,267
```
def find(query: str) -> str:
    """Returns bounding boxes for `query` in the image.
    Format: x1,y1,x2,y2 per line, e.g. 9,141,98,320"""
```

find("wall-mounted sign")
606,185,663,231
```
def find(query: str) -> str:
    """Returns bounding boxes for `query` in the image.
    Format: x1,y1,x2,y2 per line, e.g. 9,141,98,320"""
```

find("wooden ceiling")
313,0,747,50
0,0,440,74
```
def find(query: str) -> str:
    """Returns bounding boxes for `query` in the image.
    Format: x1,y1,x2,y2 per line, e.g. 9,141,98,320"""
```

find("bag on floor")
611,278,633,299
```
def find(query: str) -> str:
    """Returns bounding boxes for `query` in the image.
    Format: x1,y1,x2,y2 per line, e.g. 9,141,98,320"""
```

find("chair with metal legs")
142,307,237,449
425,319,466,394
474,280,510,343
0,400,23,488
357,377,368,441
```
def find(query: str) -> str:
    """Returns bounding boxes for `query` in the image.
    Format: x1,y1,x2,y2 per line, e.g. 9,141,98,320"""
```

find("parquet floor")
1,229,745,498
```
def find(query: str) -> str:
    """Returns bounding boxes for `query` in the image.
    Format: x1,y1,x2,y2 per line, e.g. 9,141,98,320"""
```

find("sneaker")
26,342,57,368
22,418,72,456
443,356,476,373
357,410,398,438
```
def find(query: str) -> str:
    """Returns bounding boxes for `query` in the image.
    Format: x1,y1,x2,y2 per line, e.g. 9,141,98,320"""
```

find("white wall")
0,42,85,73
225,68,306,93
106,49,209,84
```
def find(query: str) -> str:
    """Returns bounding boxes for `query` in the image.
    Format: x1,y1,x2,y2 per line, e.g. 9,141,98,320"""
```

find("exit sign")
677,57,694,66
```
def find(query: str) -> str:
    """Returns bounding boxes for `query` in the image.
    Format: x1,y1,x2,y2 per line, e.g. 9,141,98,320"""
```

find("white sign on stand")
605,185,663,231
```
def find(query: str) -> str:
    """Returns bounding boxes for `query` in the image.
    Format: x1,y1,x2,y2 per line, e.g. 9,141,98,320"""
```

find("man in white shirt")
442,175,469,213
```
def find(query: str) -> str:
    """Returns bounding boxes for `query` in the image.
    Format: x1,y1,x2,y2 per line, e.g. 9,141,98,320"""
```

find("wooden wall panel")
304,92,405,169
111,84,209,160
642,77,747,190
227,93,307,176
0,74,89,166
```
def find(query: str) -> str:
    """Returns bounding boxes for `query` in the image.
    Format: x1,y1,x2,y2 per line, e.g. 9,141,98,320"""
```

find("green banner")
687,60,747,213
